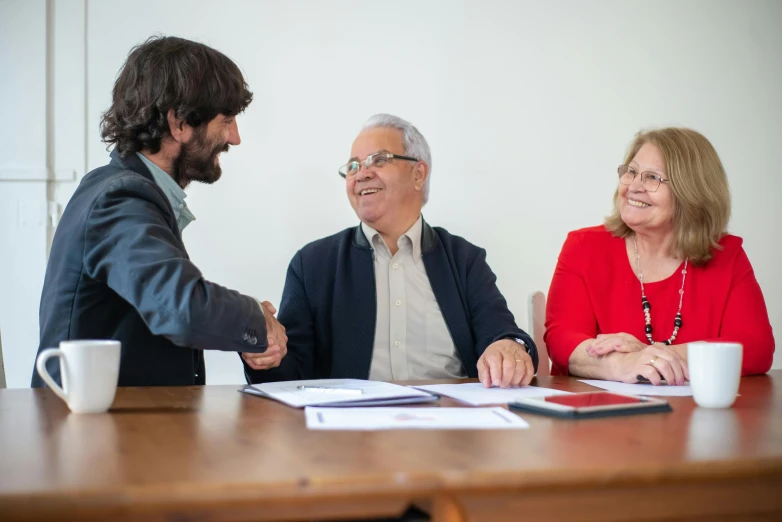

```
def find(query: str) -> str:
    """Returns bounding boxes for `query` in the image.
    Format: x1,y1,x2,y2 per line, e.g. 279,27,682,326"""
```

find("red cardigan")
544,226,775,376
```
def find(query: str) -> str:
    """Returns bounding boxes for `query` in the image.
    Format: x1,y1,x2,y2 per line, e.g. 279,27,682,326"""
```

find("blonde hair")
604,128,731,264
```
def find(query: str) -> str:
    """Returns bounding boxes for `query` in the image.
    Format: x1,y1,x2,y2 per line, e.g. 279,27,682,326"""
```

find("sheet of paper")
579,379,694,396
248,379,434,408
413,383,572,406
305,406,529,430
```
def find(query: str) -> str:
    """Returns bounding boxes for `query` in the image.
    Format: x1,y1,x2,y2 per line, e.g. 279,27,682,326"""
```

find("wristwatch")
512,337,531,354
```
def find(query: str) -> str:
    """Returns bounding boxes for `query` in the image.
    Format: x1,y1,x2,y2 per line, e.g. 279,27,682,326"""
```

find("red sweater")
544,226,775,377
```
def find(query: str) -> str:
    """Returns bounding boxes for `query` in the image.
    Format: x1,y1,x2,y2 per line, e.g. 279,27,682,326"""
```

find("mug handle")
35,348,69,403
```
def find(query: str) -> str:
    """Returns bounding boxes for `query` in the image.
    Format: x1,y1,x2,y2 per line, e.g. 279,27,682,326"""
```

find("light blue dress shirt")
136,152,196,232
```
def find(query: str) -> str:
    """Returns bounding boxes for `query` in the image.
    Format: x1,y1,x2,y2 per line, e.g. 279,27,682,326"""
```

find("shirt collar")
136,152,195,231
361,215,423,263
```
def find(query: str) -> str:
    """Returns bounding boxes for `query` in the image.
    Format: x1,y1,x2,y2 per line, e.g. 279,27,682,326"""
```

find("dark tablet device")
509,391,672,418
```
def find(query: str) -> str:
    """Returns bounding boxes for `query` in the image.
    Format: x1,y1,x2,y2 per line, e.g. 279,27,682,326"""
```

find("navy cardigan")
245,220,537,382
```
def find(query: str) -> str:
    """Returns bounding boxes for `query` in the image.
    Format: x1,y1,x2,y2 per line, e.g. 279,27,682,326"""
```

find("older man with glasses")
243,114,537,388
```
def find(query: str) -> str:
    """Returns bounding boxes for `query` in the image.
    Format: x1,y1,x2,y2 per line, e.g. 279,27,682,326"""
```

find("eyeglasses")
618,165,670,192
338,151,419,178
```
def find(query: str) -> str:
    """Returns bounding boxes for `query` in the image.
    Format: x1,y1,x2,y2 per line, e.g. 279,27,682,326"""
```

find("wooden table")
1,373,781,522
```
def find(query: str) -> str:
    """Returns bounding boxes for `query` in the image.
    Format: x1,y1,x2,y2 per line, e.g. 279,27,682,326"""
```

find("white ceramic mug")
35,340,121,413
687,342,742,408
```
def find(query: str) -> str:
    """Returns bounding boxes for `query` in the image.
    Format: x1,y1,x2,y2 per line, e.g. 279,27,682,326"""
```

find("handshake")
241,301,288,370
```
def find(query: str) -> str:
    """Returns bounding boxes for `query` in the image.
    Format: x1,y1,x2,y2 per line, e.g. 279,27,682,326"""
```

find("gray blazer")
32,150,267,387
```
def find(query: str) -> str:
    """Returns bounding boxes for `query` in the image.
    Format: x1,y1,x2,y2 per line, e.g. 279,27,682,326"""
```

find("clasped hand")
586,333,688,385
241,301,288,370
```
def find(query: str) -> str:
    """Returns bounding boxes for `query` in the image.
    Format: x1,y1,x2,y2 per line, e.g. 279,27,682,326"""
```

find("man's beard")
173,127,229,188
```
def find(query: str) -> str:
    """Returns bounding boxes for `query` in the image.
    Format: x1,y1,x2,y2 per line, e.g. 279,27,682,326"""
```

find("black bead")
663,340,671,345
643,301,651,311
645,325,653,334
674,318,682,327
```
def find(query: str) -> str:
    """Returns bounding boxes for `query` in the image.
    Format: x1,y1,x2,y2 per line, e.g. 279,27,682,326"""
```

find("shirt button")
178,203,184,209
395,300,401,306
395,340,401,347
392,263,399,269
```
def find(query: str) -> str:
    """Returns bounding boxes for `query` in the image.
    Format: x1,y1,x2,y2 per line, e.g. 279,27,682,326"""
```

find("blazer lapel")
109,149,187,251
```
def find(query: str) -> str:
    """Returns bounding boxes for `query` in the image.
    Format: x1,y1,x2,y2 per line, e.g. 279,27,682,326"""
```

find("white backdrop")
2,0,780,387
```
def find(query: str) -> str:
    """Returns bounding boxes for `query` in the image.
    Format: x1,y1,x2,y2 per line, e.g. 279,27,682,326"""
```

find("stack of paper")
241,379,438,408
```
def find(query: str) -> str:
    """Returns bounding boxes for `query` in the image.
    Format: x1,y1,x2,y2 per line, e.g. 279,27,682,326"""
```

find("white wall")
1,0,84,388
1,0,50,389
2,0,780,387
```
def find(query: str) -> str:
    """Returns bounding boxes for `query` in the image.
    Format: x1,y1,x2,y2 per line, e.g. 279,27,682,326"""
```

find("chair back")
0,329,6,389
528,291,550,377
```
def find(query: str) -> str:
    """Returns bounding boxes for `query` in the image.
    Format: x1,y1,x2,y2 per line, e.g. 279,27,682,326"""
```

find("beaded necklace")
633,235,688,345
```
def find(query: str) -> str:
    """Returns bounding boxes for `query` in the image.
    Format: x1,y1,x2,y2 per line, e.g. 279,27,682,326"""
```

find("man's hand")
477,339,535,388
242,301,288,371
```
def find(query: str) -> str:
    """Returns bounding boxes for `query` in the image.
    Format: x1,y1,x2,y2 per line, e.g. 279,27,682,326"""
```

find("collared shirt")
136,152,196,232
363,216,465,381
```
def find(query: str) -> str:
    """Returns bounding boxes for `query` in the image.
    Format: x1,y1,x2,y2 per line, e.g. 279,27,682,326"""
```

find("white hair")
361,113,432,204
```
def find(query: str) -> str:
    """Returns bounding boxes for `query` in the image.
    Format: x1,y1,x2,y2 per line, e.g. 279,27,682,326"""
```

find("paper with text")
305,406,530,430
579,379,694,396
413,383,572,405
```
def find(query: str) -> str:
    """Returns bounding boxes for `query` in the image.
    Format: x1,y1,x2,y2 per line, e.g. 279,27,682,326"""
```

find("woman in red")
545,128,774,384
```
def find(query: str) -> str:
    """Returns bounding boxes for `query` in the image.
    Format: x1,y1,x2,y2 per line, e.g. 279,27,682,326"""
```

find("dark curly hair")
100,36,253,156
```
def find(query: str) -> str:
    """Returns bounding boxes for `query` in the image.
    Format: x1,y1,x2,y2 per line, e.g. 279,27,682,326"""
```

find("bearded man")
32,36,287,388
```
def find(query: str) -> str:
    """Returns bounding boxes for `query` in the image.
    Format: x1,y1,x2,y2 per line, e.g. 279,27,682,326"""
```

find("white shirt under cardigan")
362,216,467,381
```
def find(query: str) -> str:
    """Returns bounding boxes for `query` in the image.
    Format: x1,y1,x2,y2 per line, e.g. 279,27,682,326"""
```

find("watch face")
513,338,528,353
